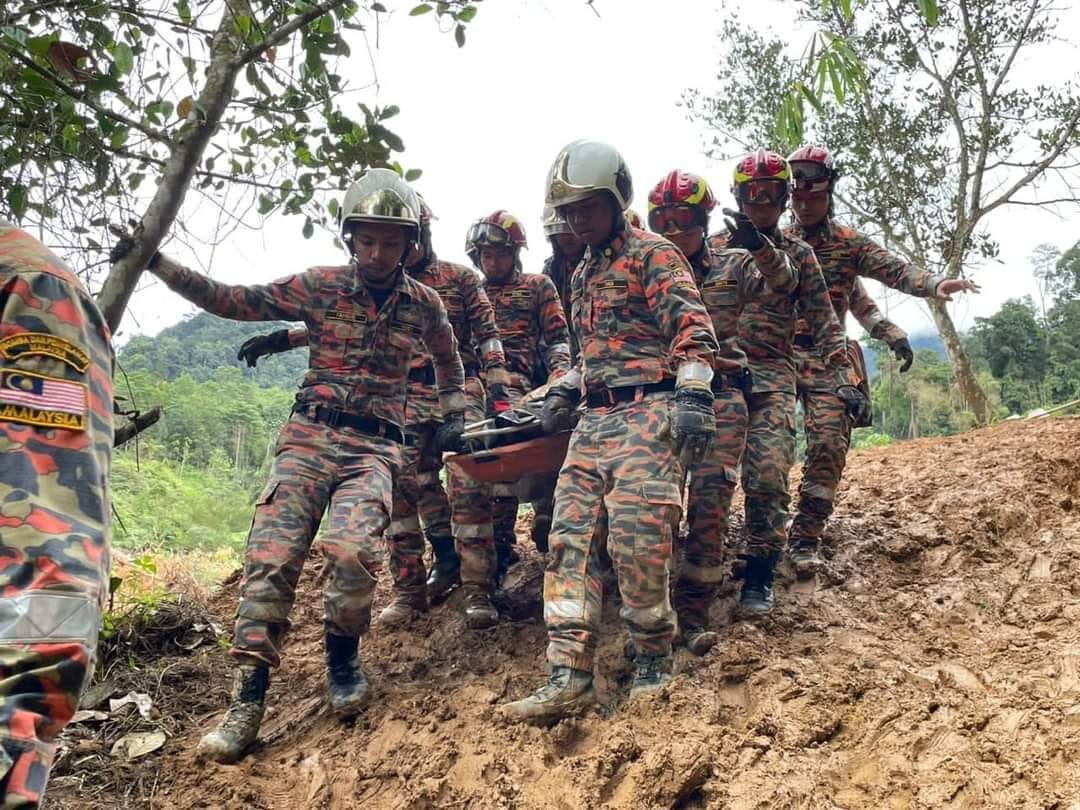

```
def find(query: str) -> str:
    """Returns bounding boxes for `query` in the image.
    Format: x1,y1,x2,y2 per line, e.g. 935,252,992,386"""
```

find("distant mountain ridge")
862,331,946,377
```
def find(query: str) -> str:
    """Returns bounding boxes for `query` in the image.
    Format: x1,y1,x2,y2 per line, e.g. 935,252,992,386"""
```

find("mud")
50,417,1080,808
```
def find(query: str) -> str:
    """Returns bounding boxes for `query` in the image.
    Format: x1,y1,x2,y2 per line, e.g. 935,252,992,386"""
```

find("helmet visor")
648,205,701,235
345,188,418,224
791,163,833,194
467,221,513,247
735,179,788,206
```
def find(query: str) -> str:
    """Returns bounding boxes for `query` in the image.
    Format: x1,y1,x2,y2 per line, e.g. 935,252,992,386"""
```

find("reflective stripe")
679,560,726,584
861,310,886,331
440,391,466,413
0,591,100,648
544,597,584,620
802,481,836,501
387,515,421,535
480,338,504,356
676,361,714,387
452,522,493,539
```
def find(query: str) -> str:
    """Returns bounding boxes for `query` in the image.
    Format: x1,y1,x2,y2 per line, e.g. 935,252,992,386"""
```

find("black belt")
713,368,752,395
408,365,436,385
794,334,815,349
585,379,676,408
306,406,404,444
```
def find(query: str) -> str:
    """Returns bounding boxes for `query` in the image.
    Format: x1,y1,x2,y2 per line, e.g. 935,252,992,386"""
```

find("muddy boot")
196,663,269,764
426,535,460,604
494,535,521,589
530,500,553,553
376,588,427,629
325,634,370,718
789,537,821,576
682,626,719,656
462,584,499,629
739,553,777,615
502,666,596,724
629,654,674,699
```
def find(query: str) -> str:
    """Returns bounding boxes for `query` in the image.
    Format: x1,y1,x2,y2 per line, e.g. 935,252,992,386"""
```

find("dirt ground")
49,417,1080,808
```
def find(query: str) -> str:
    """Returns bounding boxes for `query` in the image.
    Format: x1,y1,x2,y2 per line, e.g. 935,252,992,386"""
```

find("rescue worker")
236,197,511,626
541,206,586,361
114,169,466,763
0,222,113,807
503,140,720,723
708,149,865,615
646,170,798,654
785,145,978,570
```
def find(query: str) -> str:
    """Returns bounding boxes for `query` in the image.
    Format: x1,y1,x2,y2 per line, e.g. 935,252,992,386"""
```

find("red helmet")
787,144,837,195
624,209,645,229
466,210,527,266
647,170,716,235
732,149,791,206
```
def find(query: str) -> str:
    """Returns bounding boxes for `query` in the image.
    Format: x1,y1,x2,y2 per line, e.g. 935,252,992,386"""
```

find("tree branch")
233,0,351,68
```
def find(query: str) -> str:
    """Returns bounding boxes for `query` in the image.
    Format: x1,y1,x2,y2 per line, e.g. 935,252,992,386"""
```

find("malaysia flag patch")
0,369,88,431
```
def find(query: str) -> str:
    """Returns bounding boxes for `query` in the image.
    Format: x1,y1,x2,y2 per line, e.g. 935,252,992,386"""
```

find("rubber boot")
675,581,719,656
739,552,778,615
502,666,596,723
462,583,499,629
325,634,370,718
494,534,521,589
196,663,269,764
376,588,427,629
682,626,719,656
630,654,674,698
531,499,553,553
425,535,460,604
788,537,822,575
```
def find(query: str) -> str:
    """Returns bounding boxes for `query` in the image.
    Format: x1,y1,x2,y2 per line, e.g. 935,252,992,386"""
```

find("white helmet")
544,139,633,211
542,206,573,237
339,168,421,240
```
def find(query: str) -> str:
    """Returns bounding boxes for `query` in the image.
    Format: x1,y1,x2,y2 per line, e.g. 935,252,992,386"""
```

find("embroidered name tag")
326,309,368,324
0,332,90,372
0,369,87,430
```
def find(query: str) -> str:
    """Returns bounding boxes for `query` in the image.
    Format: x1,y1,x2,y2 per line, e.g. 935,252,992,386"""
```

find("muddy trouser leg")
675,389,748,629
741,391,797,559
492,492,519,541
447,378,496,588
791,385,851,544
415,424,452,545
232,414,337,669
384,425,430,599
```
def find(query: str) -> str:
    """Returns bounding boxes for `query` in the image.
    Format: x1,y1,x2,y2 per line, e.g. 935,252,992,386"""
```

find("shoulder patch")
0,369,87,431
0,332,90,372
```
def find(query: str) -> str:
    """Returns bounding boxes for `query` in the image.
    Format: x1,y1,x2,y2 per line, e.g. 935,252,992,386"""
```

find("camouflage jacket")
785,218,944,342
567,225,718,393
691,241,800,377
151,257,465,428
0,224,114,613
849,278,907,346
709,229,853,394
485,269,571,386
542,252,583,361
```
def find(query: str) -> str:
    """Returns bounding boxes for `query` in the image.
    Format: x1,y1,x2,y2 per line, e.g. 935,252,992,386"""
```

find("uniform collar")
792,217,836,241
347,264,412,302
585,224,628,265
485,267,521,288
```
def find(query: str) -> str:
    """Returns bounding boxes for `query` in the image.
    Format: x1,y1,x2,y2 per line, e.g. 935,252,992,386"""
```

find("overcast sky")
117,0,1080,345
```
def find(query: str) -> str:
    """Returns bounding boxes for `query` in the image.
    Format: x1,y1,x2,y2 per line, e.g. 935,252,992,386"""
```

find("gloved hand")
487,382,512,415
435,411,466,454
836,385,870,424
237,329,291,368
663,387,716,467
108,230,160,269
722,208,765,251
891,337,914,373
540,387,578,434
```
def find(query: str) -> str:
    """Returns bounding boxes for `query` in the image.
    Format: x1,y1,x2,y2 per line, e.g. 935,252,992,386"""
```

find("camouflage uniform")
149,256,464,667
675,240,798,631
484,269,571,546
0,224,113,807
545,226,718,671
542,253,582,361
708,229,853,559
785,220,944,545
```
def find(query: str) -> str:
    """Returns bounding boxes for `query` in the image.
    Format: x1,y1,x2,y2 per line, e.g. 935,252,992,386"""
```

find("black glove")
237,329,291,368
666,387,716,467
836,385,870,425
435,411,466,454
540,387,578,434
108,233,160,268
891,337,914,373
487,382,512,415
722,207,765,251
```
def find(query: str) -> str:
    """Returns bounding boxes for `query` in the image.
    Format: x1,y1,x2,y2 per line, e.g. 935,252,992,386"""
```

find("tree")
1049,240,1080,303
687,0,1080,423
970,297,1048,411
0,0,479,331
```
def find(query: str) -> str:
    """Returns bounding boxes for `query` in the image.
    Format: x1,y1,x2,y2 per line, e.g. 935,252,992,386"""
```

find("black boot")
196,663,269,763
630,654,674,698
739,553,778,615
494,534,520,588
426,535,460,603
788,537,822,575
325,634,370,718
530,499,554,552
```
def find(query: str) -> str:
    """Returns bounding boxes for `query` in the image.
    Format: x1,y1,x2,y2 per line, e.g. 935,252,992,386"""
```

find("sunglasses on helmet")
467,221,513,247
790,164,833,195
648,205,702,235
734,179,788,206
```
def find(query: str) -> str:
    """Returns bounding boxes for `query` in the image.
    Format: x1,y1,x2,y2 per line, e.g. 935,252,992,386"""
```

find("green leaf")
235,14,252,37
7,184,28,218
327,198,339,218
457,5,478,22
409,3,432,15
454,23,465,48
109,575,124,596
302,219,314,239
404,168,422,182
826,52,844,104
917,0,939,26
113,42,134,75
177,0,192,24
382,104,399,118
371,2,387,11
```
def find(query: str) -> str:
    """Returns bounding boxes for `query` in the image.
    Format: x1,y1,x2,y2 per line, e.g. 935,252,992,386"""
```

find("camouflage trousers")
490,373,536,544
545,393,683,671
675,388,748,629
793,354,851,542
232,410,400,668
0,427,109,807
741,390,797,558
445,378,495,588
384,421,452,597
